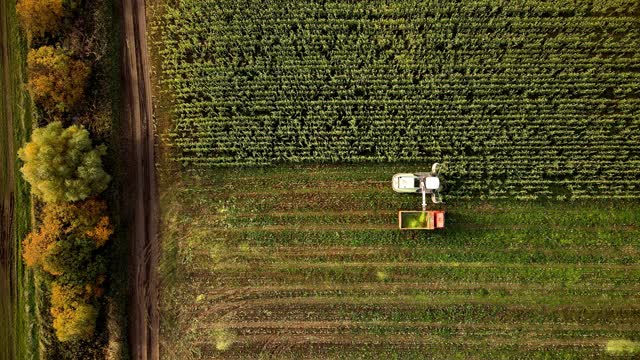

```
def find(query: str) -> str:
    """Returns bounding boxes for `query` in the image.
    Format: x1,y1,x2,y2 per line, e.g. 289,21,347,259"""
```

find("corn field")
153,0,640,199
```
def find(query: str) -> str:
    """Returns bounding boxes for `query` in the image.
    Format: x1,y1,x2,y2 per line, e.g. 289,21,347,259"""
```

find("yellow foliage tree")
18,122,111,202
50,283,98,341
27,46,91,114
16,0,65,39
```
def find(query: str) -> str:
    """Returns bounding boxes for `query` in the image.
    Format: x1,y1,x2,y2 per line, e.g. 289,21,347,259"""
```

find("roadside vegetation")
20,151,113,343
8,0,126,357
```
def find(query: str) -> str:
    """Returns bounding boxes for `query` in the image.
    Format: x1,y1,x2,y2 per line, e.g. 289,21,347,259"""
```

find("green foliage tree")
27,46,91,114
45,235,107,285
18,122,111,203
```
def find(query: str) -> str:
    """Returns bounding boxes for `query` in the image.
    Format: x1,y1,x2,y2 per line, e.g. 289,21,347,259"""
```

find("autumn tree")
40,199,113,247
22,230,55,270
27,46,90,114
23,200,113,273
18,122,111,203
50,283,99,341
23,200,112,341
16,0,65,39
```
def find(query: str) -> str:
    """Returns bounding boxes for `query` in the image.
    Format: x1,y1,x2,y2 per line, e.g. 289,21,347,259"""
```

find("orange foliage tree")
21,230,55,269
27,46,91,114
22,199,113,275
16,0,65,39
41,199,113,247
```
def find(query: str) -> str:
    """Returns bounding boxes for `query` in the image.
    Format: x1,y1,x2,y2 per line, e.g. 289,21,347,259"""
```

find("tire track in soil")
196,221,639,233
195,295,640,315
196,333,605,349
191,244,638,261
202,260,640,271
208,224,398,232
204,320,640,333
192,295,640,326
192,272,640,308
0,0,17,355
120,0,158,358
188,282,640,302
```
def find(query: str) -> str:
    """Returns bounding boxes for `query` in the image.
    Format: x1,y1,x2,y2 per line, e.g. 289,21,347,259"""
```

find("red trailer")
398,210,445,230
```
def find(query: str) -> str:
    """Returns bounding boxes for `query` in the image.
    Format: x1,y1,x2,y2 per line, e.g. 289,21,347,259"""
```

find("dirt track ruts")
120,0,158,358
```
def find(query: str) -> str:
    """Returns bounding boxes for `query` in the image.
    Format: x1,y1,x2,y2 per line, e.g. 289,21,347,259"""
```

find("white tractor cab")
392,163,445,230
392,163,443,209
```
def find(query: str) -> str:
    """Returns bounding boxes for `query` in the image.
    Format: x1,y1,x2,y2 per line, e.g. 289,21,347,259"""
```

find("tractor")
392,163,445,230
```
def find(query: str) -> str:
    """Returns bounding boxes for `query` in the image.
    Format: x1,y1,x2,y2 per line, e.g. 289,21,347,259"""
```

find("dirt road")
120,0,159,358
0,0,17,355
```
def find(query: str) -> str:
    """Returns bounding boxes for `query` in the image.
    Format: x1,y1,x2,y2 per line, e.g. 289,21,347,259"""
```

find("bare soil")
120,0,158,358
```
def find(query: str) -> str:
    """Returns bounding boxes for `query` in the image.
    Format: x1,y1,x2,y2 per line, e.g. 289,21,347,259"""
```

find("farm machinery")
392,163,445,230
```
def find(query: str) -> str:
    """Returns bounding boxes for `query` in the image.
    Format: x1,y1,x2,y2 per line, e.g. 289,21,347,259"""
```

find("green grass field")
0,0,36,358
158,165,640,359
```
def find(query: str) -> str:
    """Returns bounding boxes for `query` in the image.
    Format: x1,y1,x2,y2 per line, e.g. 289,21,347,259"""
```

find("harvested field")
158,166,640,359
